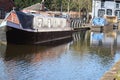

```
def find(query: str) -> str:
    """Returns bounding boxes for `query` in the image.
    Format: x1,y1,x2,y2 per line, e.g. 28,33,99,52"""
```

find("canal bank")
100,22,120,80
0,19,7,45
100,59,120,80
0,27,6,45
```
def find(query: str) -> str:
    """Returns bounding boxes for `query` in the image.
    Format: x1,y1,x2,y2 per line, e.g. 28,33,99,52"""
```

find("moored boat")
91,17,107,32
0,10,73,44
91,16,118,32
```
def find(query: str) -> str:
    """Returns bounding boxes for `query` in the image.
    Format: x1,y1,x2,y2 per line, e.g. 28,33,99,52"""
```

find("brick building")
0,0,15,19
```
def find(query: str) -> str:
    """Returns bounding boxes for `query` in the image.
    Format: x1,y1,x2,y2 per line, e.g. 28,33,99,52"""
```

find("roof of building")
0,0,15,12
23,3,45,11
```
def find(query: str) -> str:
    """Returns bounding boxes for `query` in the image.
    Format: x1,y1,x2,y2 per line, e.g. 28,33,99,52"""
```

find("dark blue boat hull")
6,27,73,45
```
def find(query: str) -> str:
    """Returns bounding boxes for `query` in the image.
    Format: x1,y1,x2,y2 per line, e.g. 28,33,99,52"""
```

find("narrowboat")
0,10,73,44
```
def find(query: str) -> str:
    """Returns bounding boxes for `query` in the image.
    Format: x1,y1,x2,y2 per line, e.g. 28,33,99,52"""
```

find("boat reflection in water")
5,43,70,61
5,36,72,59
90,30,119,56
71,30,90,53
90,31,117,47
4,40,71,80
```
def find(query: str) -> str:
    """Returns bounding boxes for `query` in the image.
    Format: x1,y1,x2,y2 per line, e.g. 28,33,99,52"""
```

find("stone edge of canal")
100,60,120,80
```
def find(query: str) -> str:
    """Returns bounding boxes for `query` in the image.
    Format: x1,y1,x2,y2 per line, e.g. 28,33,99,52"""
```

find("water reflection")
90,31,117,47
0,43,7,80
71,30,90,53
5,44,69,61
4,43,70,80
70,30,120,80
89,30,120,65
90,31,118,55
0,30,120,80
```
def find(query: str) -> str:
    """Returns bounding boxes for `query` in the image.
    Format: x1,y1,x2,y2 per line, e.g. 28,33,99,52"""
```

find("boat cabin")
2,10,70,31
92,0,120,19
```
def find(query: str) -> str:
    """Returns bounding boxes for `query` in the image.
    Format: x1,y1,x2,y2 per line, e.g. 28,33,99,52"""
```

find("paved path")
0,19,3,23
100,60,120,80
0,19,7,44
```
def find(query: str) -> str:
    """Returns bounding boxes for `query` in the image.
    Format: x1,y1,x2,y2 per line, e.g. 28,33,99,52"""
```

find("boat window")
48,19,51,28
98,9,105,17
38,18,43,28
54,19,57,27
106,9,112,15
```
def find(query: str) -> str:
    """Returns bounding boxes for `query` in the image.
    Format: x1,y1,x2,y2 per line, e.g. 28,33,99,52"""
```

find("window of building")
98,9,105,17
0,8,5,19
116,3,119,8
101,2,105,8
115,10,120,19
106,9,112,15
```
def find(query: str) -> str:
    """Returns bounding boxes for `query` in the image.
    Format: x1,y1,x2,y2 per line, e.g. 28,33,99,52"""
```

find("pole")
79,0,80,18
41,0,45,10
68,0,70,14
42,0,44,2
93,0,95,18
60,0,62,13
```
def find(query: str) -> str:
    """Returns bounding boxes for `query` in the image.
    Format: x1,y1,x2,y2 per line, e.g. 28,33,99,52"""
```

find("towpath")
100,60,120,80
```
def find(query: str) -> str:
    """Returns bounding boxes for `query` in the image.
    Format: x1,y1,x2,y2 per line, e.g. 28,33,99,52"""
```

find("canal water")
0,29,120,80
